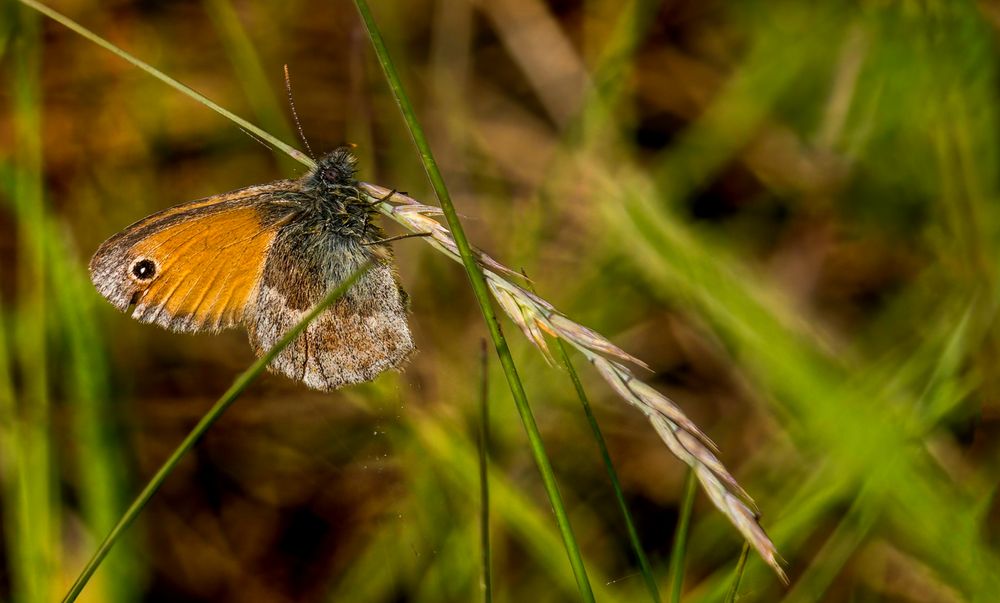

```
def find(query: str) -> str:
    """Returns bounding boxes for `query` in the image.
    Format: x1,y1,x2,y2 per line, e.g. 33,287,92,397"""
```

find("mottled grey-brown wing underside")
246,257,414,391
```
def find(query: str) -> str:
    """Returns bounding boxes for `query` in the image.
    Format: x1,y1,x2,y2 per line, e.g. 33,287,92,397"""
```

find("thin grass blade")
669,470,698,603
556,338,662,602
17,0,310,166
478,341,493,603
724,543,751,603
350,1,596,600
10,6,59,601
62,263,373,603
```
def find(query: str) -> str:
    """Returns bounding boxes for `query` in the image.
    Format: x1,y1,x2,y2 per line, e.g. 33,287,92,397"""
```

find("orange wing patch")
128,206,281,332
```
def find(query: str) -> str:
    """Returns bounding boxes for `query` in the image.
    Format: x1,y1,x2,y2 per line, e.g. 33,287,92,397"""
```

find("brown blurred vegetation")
2,0,1000,601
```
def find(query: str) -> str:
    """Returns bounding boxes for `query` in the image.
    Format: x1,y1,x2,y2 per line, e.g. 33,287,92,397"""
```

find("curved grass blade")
62,263,372,603
18,0,310,166
351,1,596,600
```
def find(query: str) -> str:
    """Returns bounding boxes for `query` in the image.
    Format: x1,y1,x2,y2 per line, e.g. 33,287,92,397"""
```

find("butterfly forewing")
89,182,298,332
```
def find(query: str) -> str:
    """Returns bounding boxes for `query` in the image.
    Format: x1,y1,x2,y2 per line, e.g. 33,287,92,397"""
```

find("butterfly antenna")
284,64,315,159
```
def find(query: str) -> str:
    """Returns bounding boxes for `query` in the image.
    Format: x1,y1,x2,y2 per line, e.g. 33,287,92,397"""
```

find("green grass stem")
0,303,25,603
1,147,139,603
351,1,595,600
62,263,372,603
555,337,662,602
669,470,698,603
724,543,751,603
411,416,628,601
478,341,493,603
52,224,139,603
11,6,59,602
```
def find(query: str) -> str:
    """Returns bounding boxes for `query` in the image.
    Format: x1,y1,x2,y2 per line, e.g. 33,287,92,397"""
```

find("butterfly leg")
362,232,432,246
377,189,410,203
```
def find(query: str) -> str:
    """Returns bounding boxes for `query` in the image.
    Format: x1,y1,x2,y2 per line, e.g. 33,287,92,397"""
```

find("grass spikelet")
488,280,557,365
361,183,787,582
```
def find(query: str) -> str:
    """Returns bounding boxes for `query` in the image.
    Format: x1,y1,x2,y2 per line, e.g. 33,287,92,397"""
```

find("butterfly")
89,147,414,390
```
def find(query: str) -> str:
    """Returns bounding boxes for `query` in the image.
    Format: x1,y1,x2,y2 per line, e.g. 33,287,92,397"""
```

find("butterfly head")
307,147,359,192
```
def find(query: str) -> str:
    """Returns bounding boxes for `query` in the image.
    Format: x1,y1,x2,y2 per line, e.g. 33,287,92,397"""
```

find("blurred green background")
1,0,999,601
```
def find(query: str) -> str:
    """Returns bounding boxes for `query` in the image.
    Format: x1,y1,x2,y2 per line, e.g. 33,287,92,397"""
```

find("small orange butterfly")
89,147,414,390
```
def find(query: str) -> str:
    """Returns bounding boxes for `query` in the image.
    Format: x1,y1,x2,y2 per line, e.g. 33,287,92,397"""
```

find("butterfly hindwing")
246,225,414,390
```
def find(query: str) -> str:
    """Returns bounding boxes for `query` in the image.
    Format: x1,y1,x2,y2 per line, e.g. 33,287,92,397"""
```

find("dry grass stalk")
361,182,788,583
